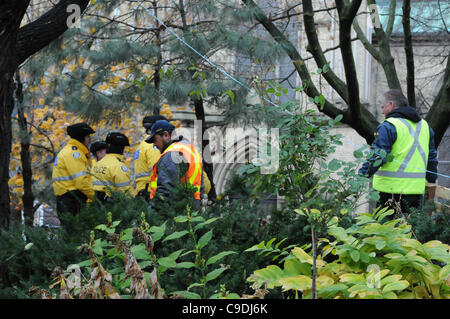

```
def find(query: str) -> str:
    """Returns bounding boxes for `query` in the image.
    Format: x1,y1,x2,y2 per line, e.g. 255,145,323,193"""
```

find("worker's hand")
425,183,436,200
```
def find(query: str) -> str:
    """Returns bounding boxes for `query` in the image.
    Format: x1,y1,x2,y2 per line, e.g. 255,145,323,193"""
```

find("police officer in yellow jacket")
52,123,95,215
92,132,135,203
134,115,168,200
90,140,107,163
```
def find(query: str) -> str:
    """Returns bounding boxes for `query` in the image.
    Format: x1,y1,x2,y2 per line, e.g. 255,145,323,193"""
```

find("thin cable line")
142,5,449,180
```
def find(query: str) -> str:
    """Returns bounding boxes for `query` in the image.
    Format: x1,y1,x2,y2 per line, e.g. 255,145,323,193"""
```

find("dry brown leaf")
149,268,164,299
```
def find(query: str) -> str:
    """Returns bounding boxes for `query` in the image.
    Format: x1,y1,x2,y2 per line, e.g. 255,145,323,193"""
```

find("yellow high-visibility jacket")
133,138,161,193
92,153,135,197
52,138,94,200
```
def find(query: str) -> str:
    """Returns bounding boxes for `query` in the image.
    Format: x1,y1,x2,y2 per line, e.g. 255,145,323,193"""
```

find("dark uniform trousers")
56,190,87,216
378,192,423,216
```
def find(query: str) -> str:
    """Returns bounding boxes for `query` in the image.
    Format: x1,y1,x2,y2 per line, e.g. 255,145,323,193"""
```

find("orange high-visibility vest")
149,142,202,200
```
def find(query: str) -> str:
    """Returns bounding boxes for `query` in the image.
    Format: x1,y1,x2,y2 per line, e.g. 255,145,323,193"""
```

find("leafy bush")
237,107,375,215
37,205,237,299
406,200,450,245
247,207,450,299
0,223,79,298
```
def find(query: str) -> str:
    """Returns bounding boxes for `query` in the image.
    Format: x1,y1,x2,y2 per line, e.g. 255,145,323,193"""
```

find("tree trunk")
15,72,35,226
0,75,15,230
402,0,416,108
0,1,29,229
0,0,90,230
426,54,450,146
193,98,217,201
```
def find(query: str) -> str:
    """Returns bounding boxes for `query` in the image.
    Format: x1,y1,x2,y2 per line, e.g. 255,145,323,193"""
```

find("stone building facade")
168,0,449,210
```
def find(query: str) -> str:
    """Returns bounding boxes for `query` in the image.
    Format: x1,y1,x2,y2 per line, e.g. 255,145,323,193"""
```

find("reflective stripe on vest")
52,171,89,182
135,171,151,179
149,142,202,200
373,118,429,194
93,180,131,188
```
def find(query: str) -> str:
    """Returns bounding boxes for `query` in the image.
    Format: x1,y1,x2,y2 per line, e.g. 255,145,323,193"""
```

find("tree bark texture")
15,72,35,226
0,0,89,230
402,0,416,108
243,0,378,144
243,0,449,147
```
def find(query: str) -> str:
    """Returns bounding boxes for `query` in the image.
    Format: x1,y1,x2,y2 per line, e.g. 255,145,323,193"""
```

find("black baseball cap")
105,132,130,146
90,141,107,154
67,123,95,140
142,115,168,129
145,120,175,143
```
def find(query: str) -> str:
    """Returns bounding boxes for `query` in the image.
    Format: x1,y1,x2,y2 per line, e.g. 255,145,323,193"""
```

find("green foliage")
52,202,235,299
247,207,450,299
236,103,375,232
0,222,79,298
59,191,150,244
406,201,450,245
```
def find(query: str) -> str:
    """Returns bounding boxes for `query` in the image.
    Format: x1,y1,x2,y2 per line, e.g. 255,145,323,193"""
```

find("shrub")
247,207,450,299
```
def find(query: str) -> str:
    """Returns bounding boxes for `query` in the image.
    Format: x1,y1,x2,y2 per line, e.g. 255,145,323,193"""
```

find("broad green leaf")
382,280,409,293
174,216,188,223
279,275,312,291
163,230,189,242
168,249,184,260
138,261,153,270
250,265,284,289
291,247,313,265
380,274,403,287
158,257,177,268
275,238,288,249
206,251,237,266
227,89,235,104
350,250,360,262
294,209,306,216
194,217,219,231
197,230,213,250
317,283,349,299
176,262,197,269
283,258,303,276
205,267,228,283
190,216,205,223
339,273,365,284
353,149,364,158
382,291,398,299
266,238,276,248
77,259,92,267
131,244,152,260
187,282,204,290
439,265,450,284
317,275,335,288
172,291,201,299
328,159,341,171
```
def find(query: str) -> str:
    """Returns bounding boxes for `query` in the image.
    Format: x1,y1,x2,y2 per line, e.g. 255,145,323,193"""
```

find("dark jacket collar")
386,106,421,123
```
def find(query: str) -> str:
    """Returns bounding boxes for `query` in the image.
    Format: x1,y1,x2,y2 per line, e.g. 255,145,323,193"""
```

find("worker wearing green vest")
359,89,438,215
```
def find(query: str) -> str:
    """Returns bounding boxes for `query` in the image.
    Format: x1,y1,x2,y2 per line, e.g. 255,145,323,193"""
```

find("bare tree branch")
402,0,416,107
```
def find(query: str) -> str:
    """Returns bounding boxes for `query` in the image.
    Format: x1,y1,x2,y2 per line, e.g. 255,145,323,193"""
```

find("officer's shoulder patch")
121,165,129,173
134,149,140,160
72,146,78,150
73,151,81,159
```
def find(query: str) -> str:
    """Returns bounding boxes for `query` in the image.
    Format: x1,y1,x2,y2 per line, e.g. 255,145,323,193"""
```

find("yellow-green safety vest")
373,117,430,195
